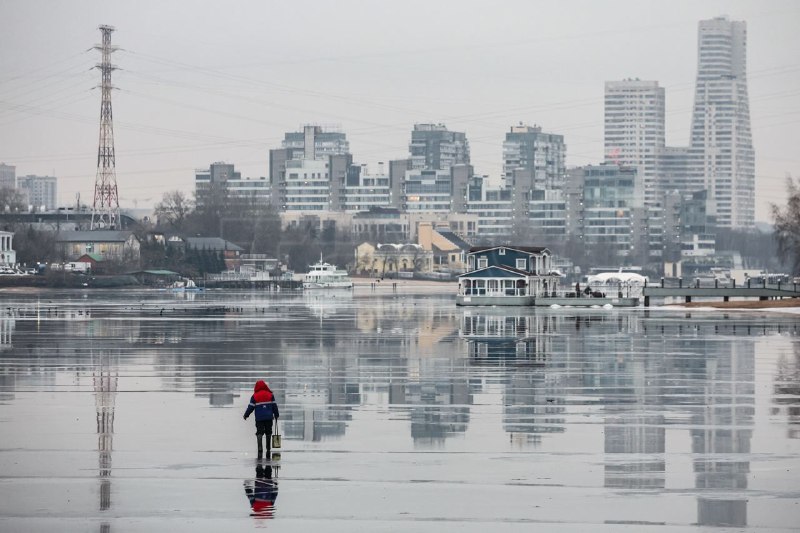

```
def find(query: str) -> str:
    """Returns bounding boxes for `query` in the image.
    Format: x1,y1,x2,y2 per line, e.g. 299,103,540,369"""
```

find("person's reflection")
244,464,279,519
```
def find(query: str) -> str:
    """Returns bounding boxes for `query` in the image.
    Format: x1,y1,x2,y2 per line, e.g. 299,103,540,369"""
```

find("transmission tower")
91,25,121,230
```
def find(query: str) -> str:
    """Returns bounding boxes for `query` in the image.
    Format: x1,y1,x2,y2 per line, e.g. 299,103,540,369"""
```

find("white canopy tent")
586,272,649,297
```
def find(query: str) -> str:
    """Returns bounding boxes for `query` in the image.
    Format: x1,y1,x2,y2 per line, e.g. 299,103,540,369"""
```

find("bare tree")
0,187,25,212
154,190,194,232
771,176,800,275
11,225,57,264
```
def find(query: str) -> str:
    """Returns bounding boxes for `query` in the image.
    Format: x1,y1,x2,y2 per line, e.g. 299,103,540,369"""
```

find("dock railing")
642,277,800,306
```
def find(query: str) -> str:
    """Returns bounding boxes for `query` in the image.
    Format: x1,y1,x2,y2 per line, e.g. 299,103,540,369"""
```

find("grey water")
0,287,798,532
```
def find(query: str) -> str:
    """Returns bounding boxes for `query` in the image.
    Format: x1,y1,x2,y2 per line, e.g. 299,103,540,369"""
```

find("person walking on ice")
243,380,280,459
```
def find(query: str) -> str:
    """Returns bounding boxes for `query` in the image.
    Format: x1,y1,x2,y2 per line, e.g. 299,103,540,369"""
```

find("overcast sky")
1,0,798,221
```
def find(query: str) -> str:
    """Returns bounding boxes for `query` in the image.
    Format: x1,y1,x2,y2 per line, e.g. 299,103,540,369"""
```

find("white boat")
303,261,353,289
169,278,203,292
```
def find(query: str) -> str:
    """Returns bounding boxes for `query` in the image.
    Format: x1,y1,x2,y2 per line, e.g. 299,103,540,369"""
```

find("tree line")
3,178,799,277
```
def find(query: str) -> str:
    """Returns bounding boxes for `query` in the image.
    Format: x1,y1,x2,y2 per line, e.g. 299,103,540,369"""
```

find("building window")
478,257,488,269
499,248,505,255
516,258,526,270
468,256,475,269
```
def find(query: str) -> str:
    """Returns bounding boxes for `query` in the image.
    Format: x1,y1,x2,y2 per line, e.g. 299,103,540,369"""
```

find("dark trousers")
255,420,273,457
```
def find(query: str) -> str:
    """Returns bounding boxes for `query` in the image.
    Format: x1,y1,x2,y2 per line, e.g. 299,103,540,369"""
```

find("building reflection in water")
461,310,566,446
773,343,800,440
460,308,766,526
404,359,471,446
693,341,754,527
0,318,15,403
282,295,361,441
0,316,14,352
462,311,553,363
503,373,565,448
355,299,473,447
3,293,796,528
282,372,360,442
599,346,667,490
604,411,665,489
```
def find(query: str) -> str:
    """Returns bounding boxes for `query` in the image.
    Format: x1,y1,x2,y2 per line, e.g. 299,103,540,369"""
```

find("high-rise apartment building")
0,163,15,190
502,124,566,233
16,175,58,210
566,164,643,259
529,189,567,239
269,126,351,212
403,169,455,213
690,16,754,229
409,124,469,171
656,147,695,193
503,124,566,191
604,80,665,207
341,164,392,212
467,186,512,239
281,125,349,160
195,162,271,209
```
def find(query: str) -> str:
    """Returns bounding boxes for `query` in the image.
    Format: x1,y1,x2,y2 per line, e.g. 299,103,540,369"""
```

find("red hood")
254,380,271,394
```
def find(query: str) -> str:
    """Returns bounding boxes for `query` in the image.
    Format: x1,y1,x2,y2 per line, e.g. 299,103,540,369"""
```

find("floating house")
457,246,561,306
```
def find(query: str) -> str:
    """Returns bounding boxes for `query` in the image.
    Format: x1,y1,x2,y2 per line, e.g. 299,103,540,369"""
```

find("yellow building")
354,242,433,277
416,222,469,273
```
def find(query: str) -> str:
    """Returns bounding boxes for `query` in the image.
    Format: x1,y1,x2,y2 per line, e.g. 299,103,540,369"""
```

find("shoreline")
666,298,800,310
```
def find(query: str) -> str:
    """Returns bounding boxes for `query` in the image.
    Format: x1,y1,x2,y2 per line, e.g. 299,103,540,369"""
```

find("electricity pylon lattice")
91,24,120,230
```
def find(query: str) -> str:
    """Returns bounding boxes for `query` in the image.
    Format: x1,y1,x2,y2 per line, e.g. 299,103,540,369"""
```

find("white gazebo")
586,271,649,298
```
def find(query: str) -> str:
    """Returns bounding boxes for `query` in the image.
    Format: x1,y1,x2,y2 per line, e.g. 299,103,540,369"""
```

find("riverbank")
353,278,456,293
0,274,139,289
668,298,800,310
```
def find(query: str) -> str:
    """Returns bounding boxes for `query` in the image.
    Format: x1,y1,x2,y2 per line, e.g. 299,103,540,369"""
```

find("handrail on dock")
641,278,800,306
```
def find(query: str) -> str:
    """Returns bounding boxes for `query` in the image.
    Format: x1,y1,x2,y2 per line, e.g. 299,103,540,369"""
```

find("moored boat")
303,261,353,289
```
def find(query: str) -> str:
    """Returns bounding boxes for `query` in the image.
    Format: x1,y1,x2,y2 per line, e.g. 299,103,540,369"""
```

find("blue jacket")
244,380,280,422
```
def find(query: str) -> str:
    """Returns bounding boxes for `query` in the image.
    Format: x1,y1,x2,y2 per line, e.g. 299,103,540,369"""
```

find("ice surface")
0,288,798,531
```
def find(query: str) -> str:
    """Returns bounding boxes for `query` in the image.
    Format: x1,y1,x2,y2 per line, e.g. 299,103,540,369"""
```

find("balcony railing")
461,288,528,297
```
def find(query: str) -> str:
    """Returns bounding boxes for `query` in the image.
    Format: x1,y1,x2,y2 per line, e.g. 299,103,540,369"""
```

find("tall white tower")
690,16,754,229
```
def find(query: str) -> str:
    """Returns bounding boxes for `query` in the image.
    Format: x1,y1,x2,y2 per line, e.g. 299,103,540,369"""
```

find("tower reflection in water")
93,349,118,532
773,343,800,440
460,310,764,526
693,341,754,527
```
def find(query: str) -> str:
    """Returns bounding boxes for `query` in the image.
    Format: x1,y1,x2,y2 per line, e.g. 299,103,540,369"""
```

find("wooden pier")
642,279,800,306
202,277,302,290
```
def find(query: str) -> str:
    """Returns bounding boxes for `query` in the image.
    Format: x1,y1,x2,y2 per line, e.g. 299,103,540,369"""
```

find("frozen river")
0,287,799,532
